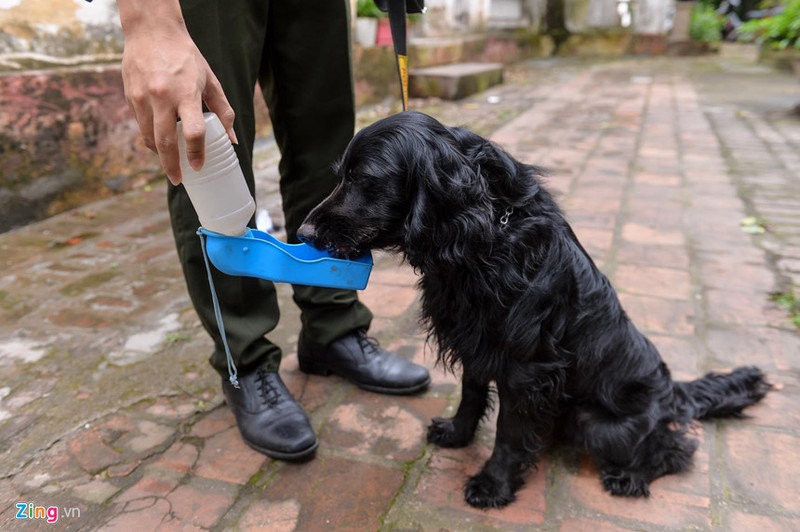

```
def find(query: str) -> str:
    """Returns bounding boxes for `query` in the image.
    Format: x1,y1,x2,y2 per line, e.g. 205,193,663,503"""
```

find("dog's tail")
675,366,771,420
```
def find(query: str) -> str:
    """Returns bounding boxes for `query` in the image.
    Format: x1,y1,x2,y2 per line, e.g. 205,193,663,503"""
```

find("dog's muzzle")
296,223,316,245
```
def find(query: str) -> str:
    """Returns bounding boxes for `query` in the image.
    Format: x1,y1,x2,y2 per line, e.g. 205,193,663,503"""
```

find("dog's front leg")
428,373,489,448
464,383,547,509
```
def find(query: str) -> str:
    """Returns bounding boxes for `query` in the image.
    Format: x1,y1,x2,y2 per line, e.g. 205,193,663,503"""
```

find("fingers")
152,107,181,185
177,105,206,172
137,109,157,153
203,75,237,145
126,91,155,152
120,39,235,186
122,68,157,153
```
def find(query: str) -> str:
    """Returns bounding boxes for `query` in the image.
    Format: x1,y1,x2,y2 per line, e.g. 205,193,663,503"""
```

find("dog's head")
298,111,541,267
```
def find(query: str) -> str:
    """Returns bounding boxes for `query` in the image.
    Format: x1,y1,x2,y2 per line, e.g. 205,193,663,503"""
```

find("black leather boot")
222,368,318,461
297,329,430,395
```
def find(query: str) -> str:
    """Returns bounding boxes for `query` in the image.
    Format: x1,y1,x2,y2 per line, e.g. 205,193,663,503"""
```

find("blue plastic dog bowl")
199,227,373,290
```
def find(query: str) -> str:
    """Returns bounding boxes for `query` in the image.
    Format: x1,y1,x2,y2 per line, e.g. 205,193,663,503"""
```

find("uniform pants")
169,0,373,376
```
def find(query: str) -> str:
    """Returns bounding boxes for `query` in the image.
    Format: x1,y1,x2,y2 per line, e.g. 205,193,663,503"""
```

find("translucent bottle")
177,112,255,236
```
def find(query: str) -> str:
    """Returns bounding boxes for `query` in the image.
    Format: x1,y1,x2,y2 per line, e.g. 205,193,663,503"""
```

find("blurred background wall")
1,0,678,232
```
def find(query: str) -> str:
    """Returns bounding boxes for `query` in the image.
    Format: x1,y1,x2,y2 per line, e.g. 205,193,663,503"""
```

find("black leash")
376,0,425,110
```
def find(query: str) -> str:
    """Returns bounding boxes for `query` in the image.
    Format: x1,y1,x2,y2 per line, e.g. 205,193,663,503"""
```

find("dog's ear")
450,126,543,203
402,127,495,269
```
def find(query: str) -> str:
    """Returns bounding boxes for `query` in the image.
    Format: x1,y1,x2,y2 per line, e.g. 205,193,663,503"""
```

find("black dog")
297,111,770,509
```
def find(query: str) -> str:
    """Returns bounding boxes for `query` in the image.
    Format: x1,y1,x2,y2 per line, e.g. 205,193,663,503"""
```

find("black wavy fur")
298,111,771,509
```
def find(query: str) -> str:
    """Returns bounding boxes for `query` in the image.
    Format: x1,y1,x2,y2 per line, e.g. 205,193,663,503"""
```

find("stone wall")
0,66,156,232
0,0,150,232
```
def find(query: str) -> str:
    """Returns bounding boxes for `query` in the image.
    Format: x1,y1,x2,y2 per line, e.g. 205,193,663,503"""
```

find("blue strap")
197,230,240,389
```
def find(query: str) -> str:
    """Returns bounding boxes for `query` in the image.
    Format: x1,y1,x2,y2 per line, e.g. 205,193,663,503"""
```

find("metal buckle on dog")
500,207,514,226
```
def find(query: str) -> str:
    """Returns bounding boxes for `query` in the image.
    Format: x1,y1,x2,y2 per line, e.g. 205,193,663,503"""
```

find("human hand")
118,1,236,185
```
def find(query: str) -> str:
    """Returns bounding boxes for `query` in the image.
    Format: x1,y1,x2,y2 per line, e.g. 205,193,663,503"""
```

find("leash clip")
500,207,514,226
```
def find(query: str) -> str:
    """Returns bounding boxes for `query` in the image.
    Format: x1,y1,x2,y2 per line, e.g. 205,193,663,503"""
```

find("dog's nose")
296,223,316,244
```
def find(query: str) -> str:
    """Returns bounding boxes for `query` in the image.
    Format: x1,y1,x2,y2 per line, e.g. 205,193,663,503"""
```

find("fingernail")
227,128,239,145
190,158,203,171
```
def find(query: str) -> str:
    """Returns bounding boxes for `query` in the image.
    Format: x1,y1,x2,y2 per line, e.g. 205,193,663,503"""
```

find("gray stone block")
409,62,504,100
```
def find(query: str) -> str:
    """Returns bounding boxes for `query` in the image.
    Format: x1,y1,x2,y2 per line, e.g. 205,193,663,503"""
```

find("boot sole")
243,437,319,462
299,357,431,395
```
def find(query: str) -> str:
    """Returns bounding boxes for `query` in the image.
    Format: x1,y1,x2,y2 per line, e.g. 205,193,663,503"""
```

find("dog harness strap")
197,230,240,389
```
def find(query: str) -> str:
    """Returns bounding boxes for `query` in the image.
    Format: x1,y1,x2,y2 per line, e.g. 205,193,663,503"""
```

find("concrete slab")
410,62,504,100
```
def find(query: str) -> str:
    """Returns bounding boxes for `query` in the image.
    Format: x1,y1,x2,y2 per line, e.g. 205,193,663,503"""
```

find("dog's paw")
427,417,473,448
464,472,516,509
601,469,650,497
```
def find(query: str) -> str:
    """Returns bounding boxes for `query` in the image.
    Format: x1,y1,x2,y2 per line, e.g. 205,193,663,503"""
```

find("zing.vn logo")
15,502,81,524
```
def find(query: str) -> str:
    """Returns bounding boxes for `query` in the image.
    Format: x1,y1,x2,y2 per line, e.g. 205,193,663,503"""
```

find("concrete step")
409,62,504,100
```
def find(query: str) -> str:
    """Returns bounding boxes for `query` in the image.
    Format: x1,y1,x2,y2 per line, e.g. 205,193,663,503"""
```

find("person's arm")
117,0,236,184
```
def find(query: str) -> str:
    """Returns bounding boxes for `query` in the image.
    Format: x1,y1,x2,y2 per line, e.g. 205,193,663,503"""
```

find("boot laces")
356,329,382,357
256,368,280,407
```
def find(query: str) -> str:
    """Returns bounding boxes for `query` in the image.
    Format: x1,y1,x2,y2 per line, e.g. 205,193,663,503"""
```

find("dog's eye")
346,171,365,183
346,164,373,183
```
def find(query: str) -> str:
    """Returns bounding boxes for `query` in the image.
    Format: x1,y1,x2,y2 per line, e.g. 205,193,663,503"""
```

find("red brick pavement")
1,53,799,531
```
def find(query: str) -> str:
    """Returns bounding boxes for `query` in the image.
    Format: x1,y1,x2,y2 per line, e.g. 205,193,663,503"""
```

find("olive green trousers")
169,0,373,376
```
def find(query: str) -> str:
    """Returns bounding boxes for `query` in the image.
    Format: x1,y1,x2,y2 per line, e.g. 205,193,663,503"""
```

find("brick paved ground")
1,50,799,531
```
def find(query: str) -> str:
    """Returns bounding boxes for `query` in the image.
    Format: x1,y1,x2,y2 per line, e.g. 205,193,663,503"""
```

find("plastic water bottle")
177,112,255,236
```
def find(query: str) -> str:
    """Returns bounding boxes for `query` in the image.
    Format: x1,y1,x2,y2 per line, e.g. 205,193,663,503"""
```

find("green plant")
357,0,386,18
164,331,192,347
690,3,725,42
770,291,800,328
739,0,800,50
